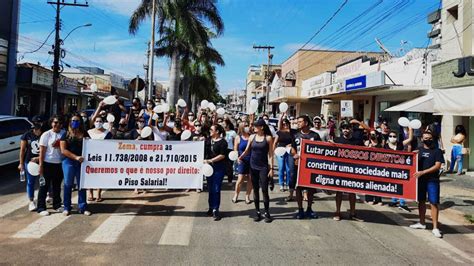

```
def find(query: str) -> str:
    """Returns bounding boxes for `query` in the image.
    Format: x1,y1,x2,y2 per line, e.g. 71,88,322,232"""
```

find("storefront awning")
58,88,79,96
433,86,474,116
384,93,434,113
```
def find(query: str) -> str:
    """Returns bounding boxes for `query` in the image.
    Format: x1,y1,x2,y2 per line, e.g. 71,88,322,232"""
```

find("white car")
0,115,34,167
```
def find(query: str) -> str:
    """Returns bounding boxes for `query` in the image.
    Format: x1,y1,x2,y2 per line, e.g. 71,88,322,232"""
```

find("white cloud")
90,0,141,16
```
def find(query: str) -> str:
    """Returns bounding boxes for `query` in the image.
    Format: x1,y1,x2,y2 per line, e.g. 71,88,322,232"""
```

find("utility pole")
253,45,274,113
144,41,150,101
47,0,88,116
147,0,156,101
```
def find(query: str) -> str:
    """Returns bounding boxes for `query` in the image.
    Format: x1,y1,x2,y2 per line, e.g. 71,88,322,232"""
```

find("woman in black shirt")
273,118,293,192
60,114,90,216
204,124,227,221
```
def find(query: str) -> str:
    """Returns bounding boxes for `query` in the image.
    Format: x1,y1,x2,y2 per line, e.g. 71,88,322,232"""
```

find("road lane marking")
84,199,145,244
11,195,78,239
158,193,200,246
0,191,38,218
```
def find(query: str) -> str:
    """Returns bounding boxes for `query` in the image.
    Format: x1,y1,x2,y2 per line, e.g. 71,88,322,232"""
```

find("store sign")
345,75,366,91
336,58,362,80
64,73,112,93
32,67,53,87
432,58,474,89
340,100,353,117
59,76,79,93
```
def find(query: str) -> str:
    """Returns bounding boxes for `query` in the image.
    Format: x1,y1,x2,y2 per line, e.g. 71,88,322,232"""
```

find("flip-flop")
333,215,341,221
87,197,95,201
95,198,103,202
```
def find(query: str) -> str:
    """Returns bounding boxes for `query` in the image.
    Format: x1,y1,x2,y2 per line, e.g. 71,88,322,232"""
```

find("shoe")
296,209,305,219
253,211,262,222
285,196,293,202
349,214,364,222
388,202,398,207
398,205,411,212
245,197,252,204
206,209,213,216
28,201,37,212
279,186,284,192
432,228,443,238
377,202,384,206
232,197,237,203
305,209,318,219
333,215,341,221
264,212,272,223
55,207,64,213
62,210,70,216
81,210,92,216
46,196,52,204
269,180,274,191
196,189,202,193
39,210,49,216
409,222,426,229
212,210,221,221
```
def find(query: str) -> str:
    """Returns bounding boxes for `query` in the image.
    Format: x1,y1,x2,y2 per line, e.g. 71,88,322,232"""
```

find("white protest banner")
340,100,354,118
80,139,204,189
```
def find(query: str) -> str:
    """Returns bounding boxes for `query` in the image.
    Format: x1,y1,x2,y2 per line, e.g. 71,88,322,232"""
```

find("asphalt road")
0,163,473,265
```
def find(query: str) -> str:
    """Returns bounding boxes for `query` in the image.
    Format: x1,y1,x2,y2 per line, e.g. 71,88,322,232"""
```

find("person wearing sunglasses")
37,115,66,216
364,129,384,205
311,116,329,142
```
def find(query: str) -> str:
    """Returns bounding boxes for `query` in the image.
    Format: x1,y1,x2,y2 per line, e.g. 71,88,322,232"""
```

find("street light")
63,23,92,42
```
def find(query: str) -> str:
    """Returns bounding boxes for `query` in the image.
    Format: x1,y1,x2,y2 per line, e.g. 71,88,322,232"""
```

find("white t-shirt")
311,128,329,142
39,129,65,164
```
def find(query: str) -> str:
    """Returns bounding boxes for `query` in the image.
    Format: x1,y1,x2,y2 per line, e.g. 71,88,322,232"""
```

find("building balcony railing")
269,86,305,103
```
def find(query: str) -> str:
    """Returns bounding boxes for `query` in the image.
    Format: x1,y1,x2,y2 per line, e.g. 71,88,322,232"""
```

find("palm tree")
129,0,224,106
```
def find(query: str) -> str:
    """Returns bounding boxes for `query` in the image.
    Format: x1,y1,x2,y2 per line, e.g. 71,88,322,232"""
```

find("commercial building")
245,64,281,114
429,0,474,170
269,49,381,117
0,0,19,115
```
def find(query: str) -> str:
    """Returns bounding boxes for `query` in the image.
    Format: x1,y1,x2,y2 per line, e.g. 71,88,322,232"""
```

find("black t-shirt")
114,129,132,140
108,103,123,128
352,127,365,142
334,136,364,146
21,130,41,162
276,130,293,147
206,138,227,167
60,132,88,156
418,147,444,180
292,130,321,151
168,131,182,141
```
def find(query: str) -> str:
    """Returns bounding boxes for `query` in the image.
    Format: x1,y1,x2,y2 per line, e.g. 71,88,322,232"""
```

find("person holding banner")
87,115,113,202
60,114,91,216
291,115,321,219
332,121,364,221
238,119,274,223
232,122,253,204
204,124,228,221
364,129,384,205
410,131,444,238
37,115,66,216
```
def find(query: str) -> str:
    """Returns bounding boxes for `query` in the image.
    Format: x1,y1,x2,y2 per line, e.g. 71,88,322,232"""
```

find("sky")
18,0,440,95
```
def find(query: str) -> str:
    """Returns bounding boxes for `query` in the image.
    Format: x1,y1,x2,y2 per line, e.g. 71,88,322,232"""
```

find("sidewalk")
439,172,474,224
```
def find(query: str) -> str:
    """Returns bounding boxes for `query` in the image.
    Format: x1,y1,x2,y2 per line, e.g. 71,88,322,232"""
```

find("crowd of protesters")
18,94,459,238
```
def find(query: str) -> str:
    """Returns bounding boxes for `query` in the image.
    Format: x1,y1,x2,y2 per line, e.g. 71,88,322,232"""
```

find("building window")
447,5,458,20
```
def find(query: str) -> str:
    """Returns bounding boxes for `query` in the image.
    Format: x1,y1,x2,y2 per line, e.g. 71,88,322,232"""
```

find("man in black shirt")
332,121,364,221
410,131,444,238
291,115,321,219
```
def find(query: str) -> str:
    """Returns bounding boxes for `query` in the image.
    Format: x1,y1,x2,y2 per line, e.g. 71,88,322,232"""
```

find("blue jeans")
25,162,38,200
62,158,87,212
206,163,225,211
277,153,294,187
449,144,463,174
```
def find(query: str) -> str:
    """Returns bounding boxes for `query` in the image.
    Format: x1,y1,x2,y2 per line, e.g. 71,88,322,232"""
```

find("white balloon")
274,147,287,157
398,117,410,127
216,108,225,115
103,122,110,130
103,95,117,105
152,113,159,120
409,119,422,129
177,99,187,107
248,105,257,114
153,105,162,113
181,130,192,140
106,113,115,123
27,162,40,176
279,102,289,113
228,151,238,161
161,103,170,113
200,100,209,109
141,126,152,138
250,99,259,108
202,163,214,177
208,103,216,111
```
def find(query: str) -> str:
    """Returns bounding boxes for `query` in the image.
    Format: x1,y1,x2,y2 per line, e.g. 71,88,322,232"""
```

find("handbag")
462,147,470,155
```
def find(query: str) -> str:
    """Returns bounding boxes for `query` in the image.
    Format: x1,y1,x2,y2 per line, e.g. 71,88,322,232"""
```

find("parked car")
0,116,33,167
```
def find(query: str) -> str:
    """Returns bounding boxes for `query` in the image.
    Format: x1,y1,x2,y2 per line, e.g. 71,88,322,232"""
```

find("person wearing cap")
19,115,45,212
290,115,321,219
238,118,275,223
311,116,329,142
331,121,364,221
